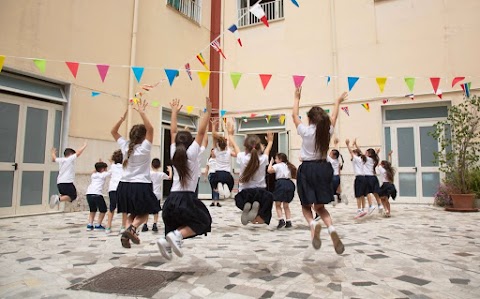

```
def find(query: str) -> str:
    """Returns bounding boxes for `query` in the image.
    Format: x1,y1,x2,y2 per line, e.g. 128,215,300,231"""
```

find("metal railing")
238,0,284,27
167,0,201,24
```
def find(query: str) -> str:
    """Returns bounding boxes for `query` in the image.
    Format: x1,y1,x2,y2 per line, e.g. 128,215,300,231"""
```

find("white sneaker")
157,238,172,260
332,196,337,207
105,228,112,235
378,205,384,213
217,183,225,199
368,205,376,215
343,195,349,205
223,184,231,199
241,202,252,225
166,231,184,257
49,194,60,208
119,227,126,234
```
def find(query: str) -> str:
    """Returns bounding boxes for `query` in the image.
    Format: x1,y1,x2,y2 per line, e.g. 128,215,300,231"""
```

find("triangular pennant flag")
228,24,243,47
279,115,286,125
223,117,228,124
186,106,194,114
220,110,226,118
196,53,209,70
96,64,110,83
265,115,271,123
211,40,227,59
404,77,415,93
185,63,193,80
197,71,211,88
250,113,257,118
376,77,387,93
291,0,300,7
341,106,349,116
325,109,330,114
461,82,471,98
327,76,331,86
242,117,248,123
382,99,389,104
405,94,415,100
131,66,145,83
141,83,159,91
151,101,160,107
436,89,443,99
293,75,305,88
91,91,100,97
430,77,441,95
33,59,46,73
0,55,5,73
164,69,179,86
65,61,79,78
348,77,359,92
452,76,465,88
259,74,272,90
230,72,242,89
250,3,269,27
361,103,370,112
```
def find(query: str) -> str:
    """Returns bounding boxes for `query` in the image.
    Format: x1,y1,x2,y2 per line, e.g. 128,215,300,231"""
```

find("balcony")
238,0,284,28
167,0,201,24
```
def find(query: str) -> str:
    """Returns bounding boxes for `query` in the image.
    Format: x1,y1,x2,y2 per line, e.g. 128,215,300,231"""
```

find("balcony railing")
238,0,284,28
167,0,201,24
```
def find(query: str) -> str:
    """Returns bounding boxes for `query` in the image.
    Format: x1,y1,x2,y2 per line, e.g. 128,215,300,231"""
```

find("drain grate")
69,267,183,297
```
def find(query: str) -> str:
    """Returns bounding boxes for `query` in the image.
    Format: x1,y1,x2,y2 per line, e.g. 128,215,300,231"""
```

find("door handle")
413,167,417,172
12,163,18,171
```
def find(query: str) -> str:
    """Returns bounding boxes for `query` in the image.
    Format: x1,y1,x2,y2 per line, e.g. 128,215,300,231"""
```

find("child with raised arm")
292,86,347,254
346,139,368,218
267,153,297,229
50,141,88,208
156,98,213,260
378,150,397,217
205,149,221,206
105,150,126,234
228,122,274,226
211,121,235,199
85,162,110,231
328,138,345,206
111,102,159,249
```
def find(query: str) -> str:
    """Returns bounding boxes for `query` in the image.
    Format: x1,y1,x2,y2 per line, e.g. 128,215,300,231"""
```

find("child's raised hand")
388,150,393,156
169,98,183,113
205,97,212,113
266,131,274,143
294,86,302,101
337,92,348,104
226,122,235,135
269,157,274,165
133,98,148,113
333,137,339,145
345,139,350,145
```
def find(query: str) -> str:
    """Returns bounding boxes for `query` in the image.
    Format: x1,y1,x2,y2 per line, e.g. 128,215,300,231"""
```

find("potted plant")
431,95,480,211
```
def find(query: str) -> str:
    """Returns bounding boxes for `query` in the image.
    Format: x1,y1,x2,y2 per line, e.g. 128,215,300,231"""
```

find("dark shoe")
216,202,222,207
152,223,158,232
337,194,342,203
141,224,148,232
210,202,215,207
123,225,140,245
330,231,345,255
285,221,292,228
277,219,286,229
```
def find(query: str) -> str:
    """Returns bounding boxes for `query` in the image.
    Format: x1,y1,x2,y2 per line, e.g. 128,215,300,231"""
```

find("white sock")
328,226,336,234
310,220,316,227
174,230,183,240
286,219,291,222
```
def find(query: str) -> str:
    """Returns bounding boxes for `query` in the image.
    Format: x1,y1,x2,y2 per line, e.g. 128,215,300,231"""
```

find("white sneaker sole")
247,202,260,222
166,232,183,257
330,231,345,254
368,207,376,215
241,202,252,225
49,195,58,208
223,184,231,199
157,239,172,261
217,183,225,198
312,222,322,249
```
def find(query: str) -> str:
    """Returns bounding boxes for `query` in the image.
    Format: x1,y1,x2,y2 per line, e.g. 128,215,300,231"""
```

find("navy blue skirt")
297,160,334,205
116,182,160,215
212,171,234,191
365,175,380,194
235,188,274,224
273,179,295,203
162,191,212,237
354,176,367,198
378,182,397,200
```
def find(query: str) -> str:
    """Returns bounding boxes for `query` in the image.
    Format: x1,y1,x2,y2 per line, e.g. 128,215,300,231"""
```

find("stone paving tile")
0,201,480,298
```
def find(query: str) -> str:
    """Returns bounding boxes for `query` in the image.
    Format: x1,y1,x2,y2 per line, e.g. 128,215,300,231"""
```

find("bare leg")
177,226,196,238
122,213,128,228
127,214,134,227
88,212,96,224
374,193,382,206
313,204,333,227
275,202,283,219
283,202,291,220
60,195,72,202
153,213,159,224
252,216,265,224
132,214,149,229
106,211,114,228
302,205,315,238
97,213,106,225
356,196,363,209
366,193,373,206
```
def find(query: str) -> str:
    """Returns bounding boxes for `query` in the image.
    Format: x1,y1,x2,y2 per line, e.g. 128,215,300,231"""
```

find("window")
235,115,286,132
167,0,201,24
238,0,284,28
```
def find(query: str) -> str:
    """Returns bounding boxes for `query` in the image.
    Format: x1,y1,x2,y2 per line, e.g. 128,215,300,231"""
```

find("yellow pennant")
265,115,271,123
279,114,286,125
197,71,211,88
376,77,387,93
361,103,370,112
0,55,5,73
186,106,194,114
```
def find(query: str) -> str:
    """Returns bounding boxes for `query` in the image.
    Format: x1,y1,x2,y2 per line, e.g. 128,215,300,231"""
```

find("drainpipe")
209,0,221,128
127,0,139,132
329,0,340,133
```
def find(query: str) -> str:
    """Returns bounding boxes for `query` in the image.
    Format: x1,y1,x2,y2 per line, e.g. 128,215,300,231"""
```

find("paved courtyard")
0,199,479,299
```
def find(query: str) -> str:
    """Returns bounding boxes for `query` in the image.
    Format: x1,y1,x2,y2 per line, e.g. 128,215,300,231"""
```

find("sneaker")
94,224,105,231
241,203,252,225
49,194,60,208
343,195,349,205
157,238,172,260
217,183,225,199
166,231,184,257
119,226,126,234
86,224,94,231
152,223,158,232
330,230,345,255
216,202,222,207
337,194,342,203
210,202,215,207
384,210,391,218
277,219,286,229
247,201,260,222
105,227,112,234
122,225,140,245
332,196,337,207
141,224,149,232
285,221,292,228
223,184,231,199
311,221,322,249
378,205,384,213
368,205,376,215
354,210,367,219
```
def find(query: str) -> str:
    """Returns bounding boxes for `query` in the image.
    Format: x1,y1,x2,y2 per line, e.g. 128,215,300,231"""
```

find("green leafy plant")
431,95,480,194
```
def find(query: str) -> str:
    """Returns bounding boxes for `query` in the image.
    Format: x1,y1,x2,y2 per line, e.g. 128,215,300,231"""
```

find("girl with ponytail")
327,138,346,206
377,150,397,217
346,139,368,218
267,153,297,229
292,86,347,255
211,121,235,199
111,100,158,249
227,122,275,226
156,98,213,261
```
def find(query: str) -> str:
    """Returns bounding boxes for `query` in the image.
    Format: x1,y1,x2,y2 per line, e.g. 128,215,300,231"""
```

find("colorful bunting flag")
451,76,465,88
96,64,110,83
220,110,227,118
230,72,242,89
211,40,226,59
436,89,443,99
325,109,330,113
404,77,415,93
65,61,79,78
291,0,300,7
131,66,145,83
91,91,100,97
242,117,248,123
151,101,160,107
279,115,286,125
228,24,243,47
348,77,359,92
249,3,269,27
259,74,272,90
341,106,349,116
461,82,471,98
293,75,305,88
382,99,389,104
197,71,210,88
0,55,5,73
185,63,193,80
33,59,46,73
265,115,271,123
141,83,159,91
186,106,194,114
250,113,257,118
430,77,441,95
361,103,370,112
196,53,209,70
376,77,387,93
164,69,179,86
326,76,331,86
405,94,415,100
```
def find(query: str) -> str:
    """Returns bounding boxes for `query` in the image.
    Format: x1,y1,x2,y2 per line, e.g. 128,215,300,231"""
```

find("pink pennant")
430,77,440,95
451,76,465,88
382,99,389,104
96,64,110,83
341,106,349,116
292,75,305,88
65,61,79,78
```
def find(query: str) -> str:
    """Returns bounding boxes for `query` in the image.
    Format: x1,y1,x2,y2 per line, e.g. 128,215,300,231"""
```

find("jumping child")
205,149,221,206
346,139,368,218
378,150,397,217
106,149,126,234
212,123,235,199
85,162,110,231
328,138,345,206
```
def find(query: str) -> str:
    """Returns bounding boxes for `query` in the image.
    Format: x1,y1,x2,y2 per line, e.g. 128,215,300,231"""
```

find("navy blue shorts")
86,194,107,213
354,176,367,198
57,183,77,201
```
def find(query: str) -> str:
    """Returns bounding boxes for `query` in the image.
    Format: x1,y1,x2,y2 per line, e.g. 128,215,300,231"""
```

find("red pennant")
65,61,79,78
430,77,441,94
451,77,465,88
250,113,257,118
259,74,272,90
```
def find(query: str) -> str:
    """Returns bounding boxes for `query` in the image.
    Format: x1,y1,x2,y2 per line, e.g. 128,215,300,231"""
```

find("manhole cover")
69,267,183,297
